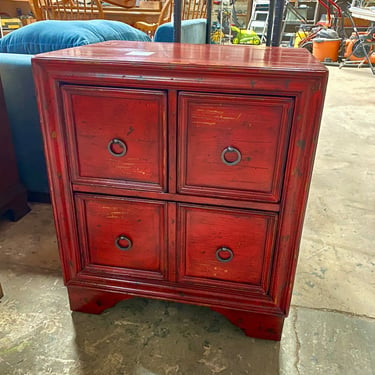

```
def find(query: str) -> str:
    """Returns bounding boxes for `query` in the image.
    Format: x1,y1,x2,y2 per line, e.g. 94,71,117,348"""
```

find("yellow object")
211,30,225,43
231,26,261,45
0,17,22,30
294,29,309,48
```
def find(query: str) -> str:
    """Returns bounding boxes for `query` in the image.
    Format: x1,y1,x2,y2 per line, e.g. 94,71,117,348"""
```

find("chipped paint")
292,167,303,177
297,140,306,150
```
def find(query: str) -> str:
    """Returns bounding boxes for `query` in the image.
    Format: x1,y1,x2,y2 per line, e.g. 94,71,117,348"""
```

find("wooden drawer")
75,194,168,280
178,92,294,202
177,204,277,291
62,86,167,192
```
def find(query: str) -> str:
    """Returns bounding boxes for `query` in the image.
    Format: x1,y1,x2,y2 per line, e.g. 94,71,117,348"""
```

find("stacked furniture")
29,0,105,20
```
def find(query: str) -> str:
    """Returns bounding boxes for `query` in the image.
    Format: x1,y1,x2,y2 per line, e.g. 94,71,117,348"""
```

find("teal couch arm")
154,19,207,44
0,53,49,195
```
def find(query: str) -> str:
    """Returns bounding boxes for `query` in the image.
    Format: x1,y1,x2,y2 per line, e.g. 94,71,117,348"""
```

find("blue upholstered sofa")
0,19,206,197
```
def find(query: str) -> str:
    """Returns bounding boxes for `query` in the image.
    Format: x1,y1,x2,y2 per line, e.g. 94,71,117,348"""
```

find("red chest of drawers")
32,41,328,340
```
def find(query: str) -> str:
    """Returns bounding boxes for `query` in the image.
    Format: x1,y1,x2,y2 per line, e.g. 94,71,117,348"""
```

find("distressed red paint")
32,41,328,341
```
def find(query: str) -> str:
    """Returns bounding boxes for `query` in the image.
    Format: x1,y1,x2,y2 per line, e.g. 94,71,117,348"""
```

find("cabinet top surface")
33,41,328,75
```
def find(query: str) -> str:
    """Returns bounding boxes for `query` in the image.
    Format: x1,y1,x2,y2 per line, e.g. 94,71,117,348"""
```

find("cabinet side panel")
32,62,82,282
270,74,328,314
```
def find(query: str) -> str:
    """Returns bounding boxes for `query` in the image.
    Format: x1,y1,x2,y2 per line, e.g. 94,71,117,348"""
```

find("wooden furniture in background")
30,0,166,27
28,0,192,31
0,77,30,221
32,41,328,341
104,0,207,31
0,283,3,299
134,0,172,36
182,0,207,19
102,1,165,27
31,0,104,20
0,0,34,37
0,0,32,17
104,0,136,8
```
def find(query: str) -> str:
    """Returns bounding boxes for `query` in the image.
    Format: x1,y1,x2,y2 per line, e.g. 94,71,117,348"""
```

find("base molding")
67,285,284,340
67,285,133,314
212,307,284,341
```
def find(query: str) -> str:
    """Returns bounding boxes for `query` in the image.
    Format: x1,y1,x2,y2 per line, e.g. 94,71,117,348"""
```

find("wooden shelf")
0,0,32,17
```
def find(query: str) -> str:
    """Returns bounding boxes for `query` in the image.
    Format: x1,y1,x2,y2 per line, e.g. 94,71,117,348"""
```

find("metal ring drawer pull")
221,146,241,166
215,247,234,263
115,235,133,251
108,138,127,157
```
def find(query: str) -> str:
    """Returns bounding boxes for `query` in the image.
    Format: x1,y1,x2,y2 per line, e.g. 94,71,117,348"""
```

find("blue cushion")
154,19,207,44
0,20,151,54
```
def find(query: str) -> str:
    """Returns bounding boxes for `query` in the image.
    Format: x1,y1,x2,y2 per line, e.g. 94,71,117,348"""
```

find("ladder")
247,0,269,43
279,0,319,46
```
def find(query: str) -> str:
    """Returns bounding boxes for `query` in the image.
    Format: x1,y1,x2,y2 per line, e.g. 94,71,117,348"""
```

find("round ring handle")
108,138,127,157
215,247,234,263
115,235,133,251
221,146,241,166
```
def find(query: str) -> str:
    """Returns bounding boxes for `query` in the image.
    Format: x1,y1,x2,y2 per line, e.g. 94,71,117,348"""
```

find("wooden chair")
182,0,207,20
30,0,104,21
134,0,172,37
104,0,137,8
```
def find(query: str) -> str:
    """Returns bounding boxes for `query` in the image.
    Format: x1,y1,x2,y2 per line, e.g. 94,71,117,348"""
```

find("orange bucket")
312,38,341,62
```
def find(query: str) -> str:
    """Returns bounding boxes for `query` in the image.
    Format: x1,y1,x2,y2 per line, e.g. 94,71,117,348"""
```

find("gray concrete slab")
281,307,375,375
291,67,375,317
1,66,375,374
0,203,60,272
1,265,280,375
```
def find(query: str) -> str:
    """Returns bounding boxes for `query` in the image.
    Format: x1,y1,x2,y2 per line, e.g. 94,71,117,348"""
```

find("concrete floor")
0,66,374,375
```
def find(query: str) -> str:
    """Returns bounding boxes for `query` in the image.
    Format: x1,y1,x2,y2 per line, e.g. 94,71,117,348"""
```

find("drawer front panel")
75,194,167,279
177,204,277,291
63,86,167,191
178,92,294,202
